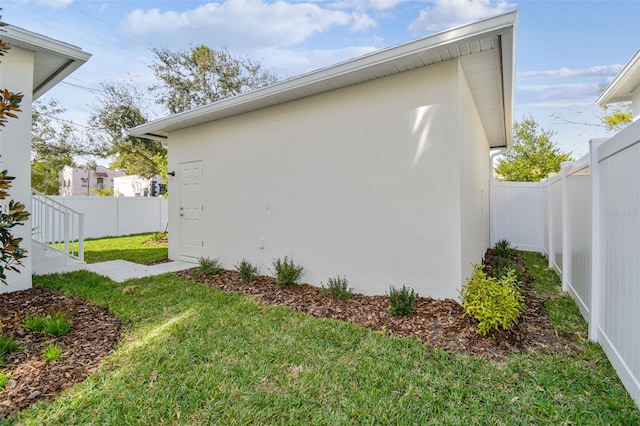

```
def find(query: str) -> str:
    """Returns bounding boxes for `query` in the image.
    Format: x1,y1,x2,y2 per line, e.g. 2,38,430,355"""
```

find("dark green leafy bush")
197,257,223,277
321,276,353,301
388,285,417,316
234,258,259,283
272,256,304,287
460,264,523,336
493,239,514,258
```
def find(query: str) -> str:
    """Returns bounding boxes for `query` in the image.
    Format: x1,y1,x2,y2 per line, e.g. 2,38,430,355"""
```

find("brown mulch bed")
0,249,579,418
177,250,580,362
0,287,124,418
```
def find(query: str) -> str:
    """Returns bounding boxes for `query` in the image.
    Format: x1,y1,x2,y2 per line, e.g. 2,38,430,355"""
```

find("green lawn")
5,252,639,424
83,233,168,264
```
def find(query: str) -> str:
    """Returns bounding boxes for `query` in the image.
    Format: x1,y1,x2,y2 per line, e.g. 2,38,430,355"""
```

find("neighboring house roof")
1,24,91,100
129,11,517,149
597,49,640,105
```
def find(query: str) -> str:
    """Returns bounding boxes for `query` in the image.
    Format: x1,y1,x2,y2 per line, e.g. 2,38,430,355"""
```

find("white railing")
31,189,84,261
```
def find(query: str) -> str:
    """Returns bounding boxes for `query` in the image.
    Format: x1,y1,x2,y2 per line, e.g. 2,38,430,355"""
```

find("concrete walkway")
41,259,196,283
85,260,196,282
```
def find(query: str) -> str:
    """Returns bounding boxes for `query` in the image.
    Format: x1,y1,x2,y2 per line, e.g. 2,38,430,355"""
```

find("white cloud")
35,0,74,9
351,12,377,32
122,0,354,49
517,83,602,102
408,0,515,33
256,45,380,78
331,0,405,11
518,64,623,79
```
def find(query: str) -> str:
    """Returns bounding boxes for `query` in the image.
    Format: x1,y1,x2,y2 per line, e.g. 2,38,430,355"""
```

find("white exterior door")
179,161,203,258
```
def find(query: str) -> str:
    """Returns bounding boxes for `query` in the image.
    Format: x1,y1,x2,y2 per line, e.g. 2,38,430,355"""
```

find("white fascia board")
500,24,517,148
596,49,640,106
129,10,517,140
1,25,92,99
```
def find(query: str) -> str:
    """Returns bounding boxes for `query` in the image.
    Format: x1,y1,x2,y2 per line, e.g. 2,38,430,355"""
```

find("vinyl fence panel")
592,122,640,406
48,196,168,239
564,160,592,320
491,181,543,251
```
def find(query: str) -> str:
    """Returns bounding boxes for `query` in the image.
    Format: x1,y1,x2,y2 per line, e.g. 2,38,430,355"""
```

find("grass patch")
5,256,639,424
83,233,168,265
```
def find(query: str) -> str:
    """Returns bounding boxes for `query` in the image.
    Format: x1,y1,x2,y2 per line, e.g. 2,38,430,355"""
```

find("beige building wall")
0,46,34,292
167,59,490,299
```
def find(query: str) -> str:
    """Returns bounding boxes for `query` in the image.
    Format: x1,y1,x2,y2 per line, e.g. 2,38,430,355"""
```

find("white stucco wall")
0,47,34,292
167,60,481,299
457,61,491,286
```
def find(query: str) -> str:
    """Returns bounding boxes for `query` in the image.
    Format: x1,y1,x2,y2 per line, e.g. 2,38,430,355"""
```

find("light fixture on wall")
168,171,175,177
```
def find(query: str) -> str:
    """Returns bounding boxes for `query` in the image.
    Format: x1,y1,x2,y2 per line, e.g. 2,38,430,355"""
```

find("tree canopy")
32,45,279,185
88,82,164,178
31,100,77,194
150,45,278,114
495,116,573,182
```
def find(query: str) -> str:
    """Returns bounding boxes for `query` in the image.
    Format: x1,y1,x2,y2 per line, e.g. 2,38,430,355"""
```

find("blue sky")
3,0,640,158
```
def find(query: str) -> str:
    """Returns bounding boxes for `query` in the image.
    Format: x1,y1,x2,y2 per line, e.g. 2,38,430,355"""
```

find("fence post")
561,162,571,293
78,212,85,262
589,139,605,342
547,173,555,270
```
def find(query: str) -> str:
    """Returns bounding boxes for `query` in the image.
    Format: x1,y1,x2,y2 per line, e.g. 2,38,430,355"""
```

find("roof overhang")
597,49,640,106
1,25,91,100
130,11,517,148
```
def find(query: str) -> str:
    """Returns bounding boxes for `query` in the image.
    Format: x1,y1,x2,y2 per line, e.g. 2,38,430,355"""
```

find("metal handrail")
31,189,84,261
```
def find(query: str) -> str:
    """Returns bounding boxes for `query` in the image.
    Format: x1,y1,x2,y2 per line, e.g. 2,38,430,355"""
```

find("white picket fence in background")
491,119,640,407
46,196,168,239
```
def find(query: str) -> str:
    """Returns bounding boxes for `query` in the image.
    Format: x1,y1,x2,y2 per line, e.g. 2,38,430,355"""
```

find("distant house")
130,12,517,300
59,165,125,196
0,25,90,293
114,175,166,197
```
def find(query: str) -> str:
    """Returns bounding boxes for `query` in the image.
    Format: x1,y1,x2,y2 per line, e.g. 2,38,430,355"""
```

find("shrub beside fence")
47,196,168,239
491,119,640,407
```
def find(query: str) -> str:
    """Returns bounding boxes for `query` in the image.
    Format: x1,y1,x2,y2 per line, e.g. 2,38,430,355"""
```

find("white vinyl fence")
47,196,168,239
491,119,640,407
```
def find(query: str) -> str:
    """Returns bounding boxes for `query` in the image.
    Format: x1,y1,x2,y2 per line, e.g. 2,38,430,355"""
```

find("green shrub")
460,264,524,336
234,259,259,283
388,285,417,316
321,276,353,301
42,343,63,362
0,371,7,389
197,257,223,276
493,239,514,258
149,232,167,243
23,312,72,336
23,315,47,332
272,256,304,287
0,335,19,359
45,312,72,336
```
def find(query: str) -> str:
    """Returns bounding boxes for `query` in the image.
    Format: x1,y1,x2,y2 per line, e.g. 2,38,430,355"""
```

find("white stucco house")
0,25,90,292
597,49,640,121
130,12,517,300
114,174,166,197
59,165,125,196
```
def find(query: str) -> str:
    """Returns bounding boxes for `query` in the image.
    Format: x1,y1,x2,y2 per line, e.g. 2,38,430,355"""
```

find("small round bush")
321,276,353,301
388,285,417,316
271,256,304,287
234,259,259,283
460,264,523,336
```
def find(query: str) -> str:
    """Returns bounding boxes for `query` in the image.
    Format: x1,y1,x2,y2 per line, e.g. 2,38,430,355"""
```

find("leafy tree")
496,116,573,182
0,29,29,284
599,101,632,132
149,45,278,114
31,100,77,194
88,81,165,178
